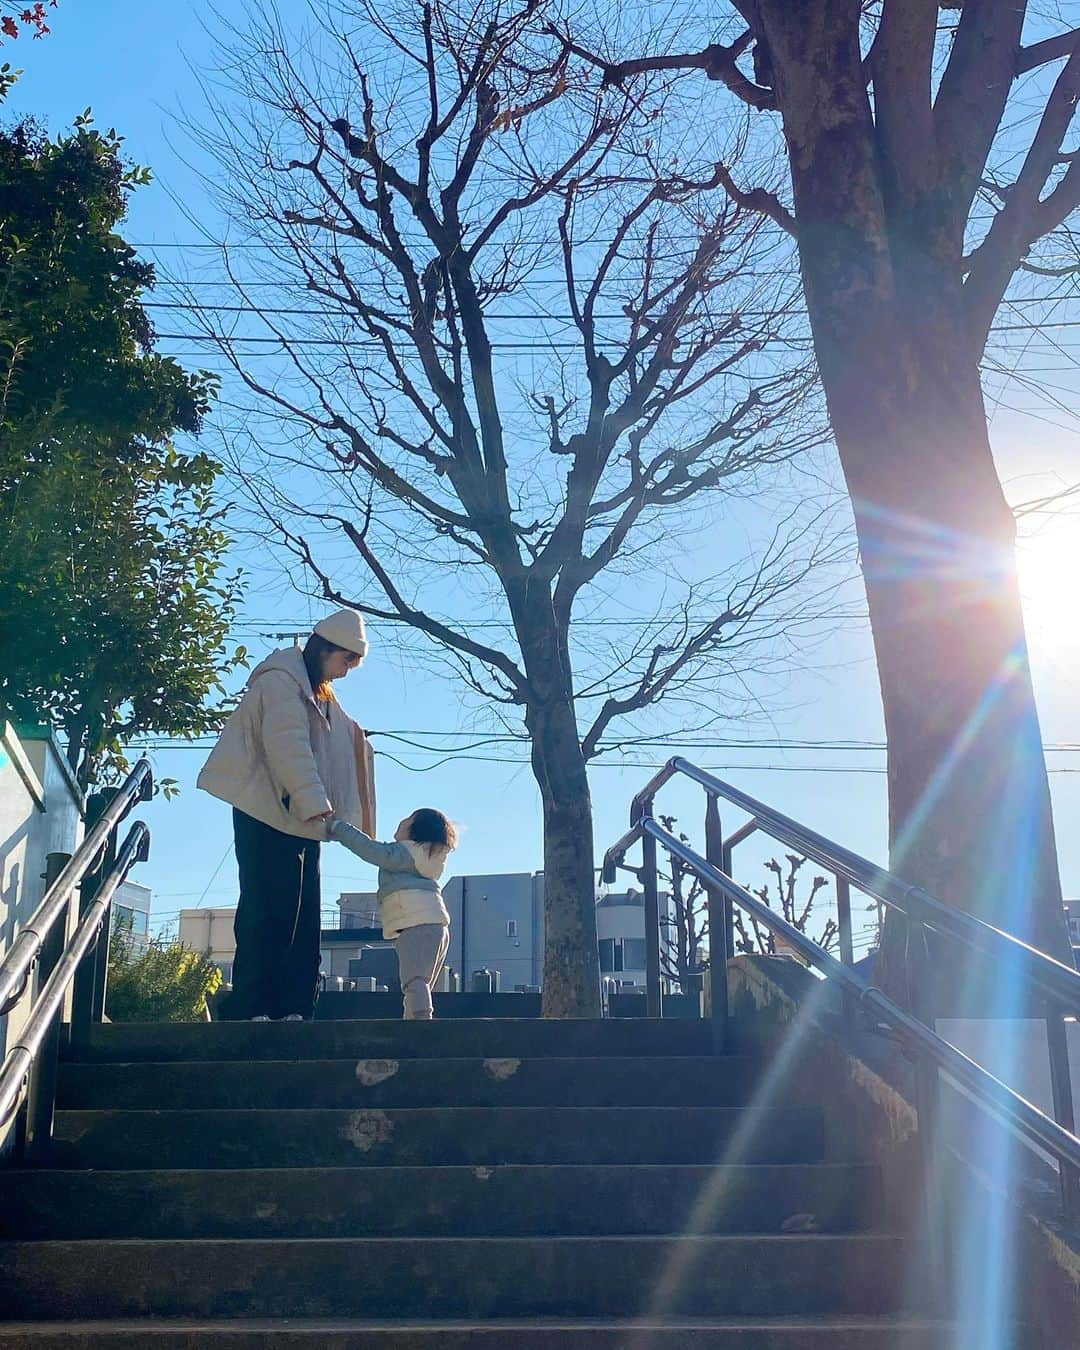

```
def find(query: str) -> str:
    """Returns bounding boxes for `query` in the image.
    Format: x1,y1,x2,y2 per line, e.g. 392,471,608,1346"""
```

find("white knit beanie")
313,608,369,658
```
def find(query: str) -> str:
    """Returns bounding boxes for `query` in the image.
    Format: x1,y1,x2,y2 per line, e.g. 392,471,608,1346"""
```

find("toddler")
328,808,456,1019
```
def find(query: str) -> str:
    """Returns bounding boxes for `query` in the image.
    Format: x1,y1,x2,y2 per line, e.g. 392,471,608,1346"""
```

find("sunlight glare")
1016,523,1080,643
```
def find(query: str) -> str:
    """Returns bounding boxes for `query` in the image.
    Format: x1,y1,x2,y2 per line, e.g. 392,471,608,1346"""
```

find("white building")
1,724,84,1129
597,887,653,986
113,880,152,954
178,908,238,984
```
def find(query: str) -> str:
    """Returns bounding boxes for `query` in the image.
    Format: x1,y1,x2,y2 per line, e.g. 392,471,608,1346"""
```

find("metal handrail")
624,816,1080,1182
0,758,153,1016
627,756,1080,1014
602,755,1080,1223
0,822,150,1126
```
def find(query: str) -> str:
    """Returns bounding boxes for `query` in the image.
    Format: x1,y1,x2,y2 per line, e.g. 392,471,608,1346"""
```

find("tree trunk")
526,694,602,1019
751,0,1073,1004
803,274,1072,998
832,327,1071,1001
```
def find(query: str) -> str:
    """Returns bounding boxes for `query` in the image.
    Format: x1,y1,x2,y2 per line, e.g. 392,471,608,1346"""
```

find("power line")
151,331,806,353
143,298,1080,336
124,727,1080,753
145,301,801,321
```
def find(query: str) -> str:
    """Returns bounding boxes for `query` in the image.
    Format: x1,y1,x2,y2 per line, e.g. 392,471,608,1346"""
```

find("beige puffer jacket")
197,646,376,840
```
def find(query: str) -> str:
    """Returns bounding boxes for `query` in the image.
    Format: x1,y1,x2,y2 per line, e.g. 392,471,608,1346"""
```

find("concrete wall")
0,722,83,1057
178,908,238,983
442,872,544,990
727,955,1080,1348
938,1017,1080,1128
338,891,379,927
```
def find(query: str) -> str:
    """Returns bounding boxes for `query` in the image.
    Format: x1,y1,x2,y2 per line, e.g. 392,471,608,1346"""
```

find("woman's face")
323,646,362,681
394,812,416,843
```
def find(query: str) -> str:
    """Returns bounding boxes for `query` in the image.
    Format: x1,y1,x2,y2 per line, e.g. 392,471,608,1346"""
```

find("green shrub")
106,916,223,1023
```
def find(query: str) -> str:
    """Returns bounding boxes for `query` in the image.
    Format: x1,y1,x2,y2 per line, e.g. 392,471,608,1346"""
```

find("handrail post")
835,875,855,1024
912,1048,947,1313
704,793,729,1053
1046,1005,1079,1221
639,814,662,1019
70,791,117,1052
720,840,735,966
910,931,949,1311
23,851,73,1162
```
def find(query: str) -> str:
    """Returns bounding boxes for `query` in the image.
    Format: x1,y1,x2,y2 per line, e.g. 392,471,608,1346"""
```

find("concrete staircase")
0,1018,952,1346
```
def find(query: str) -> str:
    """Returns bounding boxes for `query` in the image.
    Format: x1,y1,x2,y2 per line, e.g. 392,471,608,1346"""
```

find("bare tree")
733,855,836,958
656,821,837,977
657,814,710,991
186,0,835,1016
555,4,1079,997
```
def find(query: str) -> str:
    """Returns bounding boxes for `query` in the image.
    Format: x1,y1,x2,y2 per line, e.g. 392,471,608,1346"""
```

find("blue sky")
7,2,1080,942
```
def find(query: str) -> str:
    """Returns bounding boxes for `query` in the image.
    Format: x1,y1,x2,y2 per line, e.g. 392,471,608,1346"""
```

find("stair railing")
0,759,153,1161
601,756,1080,1225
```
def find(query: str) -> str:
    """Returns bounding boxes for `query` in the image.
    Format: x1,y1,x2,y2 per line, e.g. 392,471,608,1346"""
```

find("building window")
507,920,518,938
621,938,647,971
599,938,624,973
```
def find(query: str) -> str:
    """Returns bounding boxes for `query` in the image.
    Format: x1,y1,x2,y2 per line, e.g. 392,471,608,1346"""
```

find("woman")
198,609,376,1021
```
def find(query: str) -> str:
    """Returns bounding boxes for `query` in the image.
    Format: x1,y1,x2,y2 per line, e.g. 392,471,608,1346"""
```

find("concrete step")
66,1019,713,1065
0,1163,881,1240
56,1056,761,1110
315,992,544,1019
0,1317,969,1349
48,1105,824,1169
0,1235,915,1320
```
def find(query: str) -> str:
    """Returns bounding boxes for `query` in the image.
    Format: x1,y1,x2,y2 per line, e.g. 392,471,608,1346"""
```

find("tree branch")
933,1,1026,248
339,517,528,695
1017,28,1080,76
545,24,776,111
963,47,1080,340
715,164,796,236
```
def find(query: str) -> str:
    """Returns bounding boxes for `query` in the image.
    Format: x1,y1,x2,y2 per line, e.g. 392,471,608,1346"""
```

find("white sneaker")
282,1014,304,1022
251,1015,271,1022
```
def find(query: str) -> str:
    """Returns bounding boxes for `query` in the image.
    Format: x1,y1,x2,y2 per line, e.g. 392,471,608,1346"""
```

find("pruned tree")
734,854,836,958
555,3,1079,997
658,814,710,991
188,0,835,1016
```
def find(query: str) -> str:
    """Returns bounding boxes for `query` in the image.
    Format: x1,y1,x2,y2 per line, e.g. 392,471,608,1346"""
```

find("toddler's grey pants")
395,923,450,1020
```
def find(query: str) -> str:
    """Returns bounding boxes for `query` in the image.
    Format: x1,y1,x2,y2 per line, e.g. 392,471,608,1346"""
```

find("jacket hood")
248,645,314,698
403,840,449,880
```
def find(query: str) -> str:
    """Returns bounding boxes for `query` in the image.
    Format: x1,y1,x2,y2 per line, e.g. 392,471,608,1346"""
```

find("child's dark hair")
408,808,458,853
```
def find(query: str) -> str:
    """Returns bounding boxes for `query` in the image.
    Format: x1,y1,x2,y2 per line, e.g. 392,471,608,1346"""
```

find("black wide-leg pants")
223,808,322,1021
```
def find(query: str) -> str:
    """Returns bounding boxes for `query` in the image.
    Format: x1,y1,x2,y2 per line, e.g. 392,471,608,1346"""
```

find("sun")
1016,522,1080,640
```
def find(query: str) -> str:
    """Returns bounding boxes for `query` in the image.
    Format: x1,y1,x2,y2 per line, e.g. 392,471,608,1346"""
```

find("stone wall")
727,953,1080,1348
0,723,84,1137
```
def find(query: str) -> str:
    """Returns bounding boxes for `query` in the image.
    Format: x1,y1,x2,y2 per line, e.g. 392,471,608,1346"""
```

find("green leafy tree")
0,443,247,787
0,115,209,459
0,115,245,787
107,917,223,1024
